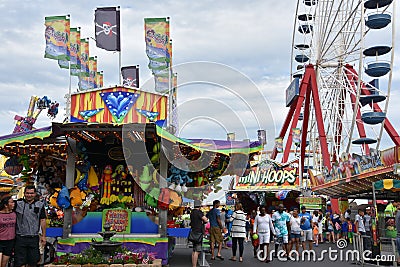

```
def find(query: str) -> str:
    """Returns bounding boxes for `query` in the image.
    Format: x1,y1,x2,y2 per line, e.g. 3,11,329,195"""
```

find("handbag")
188,230,203,243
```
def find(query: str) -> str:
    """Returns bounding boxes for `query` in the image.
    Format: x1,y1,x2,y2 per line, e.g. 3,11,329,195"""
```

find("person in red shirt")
0,194,16,267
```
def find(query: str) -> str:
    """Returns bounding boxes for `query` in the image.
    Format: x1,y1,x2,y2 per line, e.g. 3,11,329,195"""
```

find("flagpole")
119,51,122,85
117,6,121,85
66,61,72,122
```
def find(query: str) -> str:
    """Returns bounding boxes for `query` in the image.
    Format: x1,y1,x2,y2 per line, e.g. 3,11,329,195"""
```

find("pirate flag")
121,66,139,88
95,7,120,51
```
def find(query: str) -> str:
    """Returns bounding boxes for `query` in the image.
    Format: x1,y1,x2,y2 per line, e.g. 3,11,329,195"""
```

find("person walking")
190,200,208,267
253,206,275,262
364,207,372,251
289,208,302,253
0,194,16,267
299,206,313,251
249,210,259,258
220,208,228,248
227,203,247,262
207,200,224,261
272,204,290,257
15,185,47,267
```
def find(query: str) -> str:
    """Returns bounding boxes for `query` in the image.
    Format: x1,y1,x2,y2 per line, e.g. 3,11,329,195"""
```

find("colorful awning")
374,179,400,192
0,126,53,147
156,126,263,155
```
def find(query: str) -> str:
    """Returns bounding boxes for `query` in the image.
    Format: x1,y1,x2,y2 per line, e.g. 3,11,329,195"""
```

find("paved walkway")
167,241,391,266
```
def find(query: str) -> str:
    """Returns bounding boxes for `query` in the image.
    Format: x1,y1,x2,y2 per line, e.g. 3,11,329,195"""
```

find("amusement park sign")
235,159,300,190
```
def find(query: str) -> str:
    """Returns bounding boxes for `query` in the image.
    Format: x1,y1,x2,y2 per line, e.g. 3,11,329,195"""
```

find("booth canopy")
374,179,400,192
156,125,263,155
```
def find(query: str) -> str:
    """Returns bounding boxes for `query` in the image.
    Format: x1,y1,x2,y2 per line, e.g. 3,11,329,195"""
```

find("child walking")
313,222,319,247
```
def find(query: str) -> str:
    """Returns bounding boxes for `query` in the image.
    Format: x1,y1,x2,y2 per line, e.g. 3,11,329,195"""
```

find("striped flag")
95,7,121,51
44,15,70,61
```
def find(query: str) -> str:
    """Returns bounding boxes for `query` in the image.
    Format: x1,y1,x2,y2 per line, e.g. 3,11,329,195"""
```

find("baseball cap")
194,200,202,208
301,206,306,210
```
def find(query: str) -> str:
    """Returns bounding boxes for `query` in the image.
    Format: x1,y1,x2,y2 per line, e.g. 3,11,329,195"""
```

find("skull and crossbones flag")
121,66,139,88
95,7,120,51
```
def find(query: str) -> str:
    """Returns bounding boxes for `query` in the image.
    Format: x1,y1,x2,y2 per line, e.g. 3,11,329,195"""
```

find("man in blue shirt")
299,206,313,250
207,200,224,260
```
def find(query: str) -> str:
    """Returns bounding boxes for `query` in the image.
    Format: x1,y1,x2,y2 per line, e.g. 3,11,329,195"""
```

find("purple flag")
121,65,139,88
95,7,120,51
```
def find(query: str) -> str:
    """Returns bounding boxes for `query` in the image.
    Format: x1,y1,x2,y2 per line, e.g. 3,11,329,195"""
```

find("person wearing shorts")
0,194,16,267
190,200,208,267
207,200,224,260
253,206,276,262
272,204,290,257
299,206,313,250
289,208,302,253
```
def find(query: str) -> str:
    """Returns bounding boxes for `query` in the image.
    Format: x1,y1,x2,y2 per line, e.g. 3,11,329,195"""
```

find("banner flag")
292,128,301,144
144,18,171,62
44,15,70,61
121,66,139,88
58,59,69,69
79,38,89,77
275,137,283,153
154,75,169,93
96,71,104,88
78,76,91,90
70,27,81,69
95,7,121,51
89,56,97,88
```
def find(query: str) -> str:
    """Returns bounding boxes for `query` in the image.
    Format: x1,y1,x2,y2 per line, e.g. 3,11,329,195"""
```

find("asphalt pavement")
167,240,392,267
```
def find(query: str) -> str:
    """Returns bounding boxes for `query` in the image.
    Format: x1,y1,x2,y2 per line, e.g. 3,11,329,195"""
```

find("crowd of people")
190,200,376,266
0,186,47,267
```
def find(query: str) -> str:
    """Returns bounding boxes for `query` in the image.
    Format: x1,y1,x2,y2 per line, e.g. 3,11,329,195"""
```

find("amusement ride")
270,0,398,197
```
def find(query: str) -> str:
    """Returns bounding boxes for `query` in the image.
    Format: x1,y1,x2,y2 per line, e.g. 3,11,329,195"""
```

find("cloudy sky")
0,0,399,153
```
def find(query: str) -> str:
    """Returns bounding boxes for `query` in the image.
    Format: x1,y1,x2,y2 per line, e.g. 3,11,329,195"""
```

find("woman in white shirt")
253,206,275,262
227,202,247,262
289,208,302,253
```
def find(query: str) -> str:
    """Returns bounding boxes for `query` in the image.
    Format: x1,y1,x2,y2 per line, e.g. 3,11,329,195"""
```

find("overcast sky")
0,0,399,153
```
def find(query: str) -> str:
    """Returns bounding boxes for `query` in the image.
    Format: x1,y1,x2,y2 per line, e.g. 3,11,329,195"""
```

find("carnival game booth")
230,158,301,212
0,122,172,264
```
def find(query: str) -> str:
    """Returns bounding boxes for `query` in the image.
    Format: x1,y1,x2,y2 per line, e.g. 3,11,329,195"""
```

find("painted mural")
311,148,386,186
70,86,167,124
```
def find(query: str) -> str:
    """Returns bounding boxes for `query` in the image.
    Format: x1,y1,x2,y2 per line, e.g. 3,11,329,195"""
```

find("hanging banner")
275,137,283,153
70,27,81,70
95,7,121,51
144,18,170,62
96,71,104,88
79,38,90,77
89,56,97,88
121,66,139,88
292,128,301,144
44,15,70,61
235,159,299,190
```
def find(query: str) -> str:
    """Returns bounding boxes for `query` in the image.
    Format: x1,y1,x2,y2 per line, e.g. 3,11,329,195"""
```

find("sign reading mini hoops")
236,167,299,190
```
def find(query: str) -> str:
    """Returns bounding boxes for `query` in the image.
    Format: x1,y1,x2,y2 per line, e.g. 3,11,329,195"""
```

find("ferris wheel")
272,0,399,175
